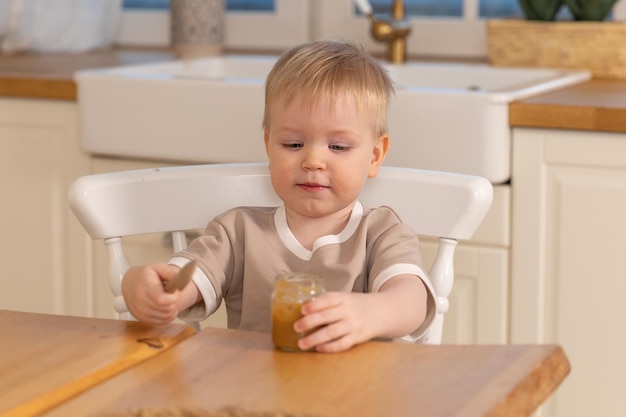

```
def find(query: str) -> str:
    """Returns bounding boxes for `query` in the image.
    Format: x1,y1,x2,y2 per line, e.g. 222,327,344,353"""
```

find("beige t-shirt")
170,201,436,339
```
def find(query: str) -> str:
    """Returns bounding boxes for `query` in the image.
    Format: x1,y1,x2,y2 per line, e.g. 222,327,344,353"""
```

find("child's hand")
121,263,184,324
294,291,379,353
294,276,428,353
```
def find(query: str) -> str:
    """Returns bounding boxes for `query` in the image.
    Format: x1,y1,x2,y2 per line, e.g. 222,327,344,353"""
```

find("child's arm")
121,263,200,324
295,275,428,353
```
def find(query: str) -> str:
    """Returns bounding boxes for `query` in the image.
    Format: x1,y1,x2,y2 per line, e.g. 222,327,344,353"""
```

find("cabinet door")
0,99,90,316
512,128,626,417
420,240,509,344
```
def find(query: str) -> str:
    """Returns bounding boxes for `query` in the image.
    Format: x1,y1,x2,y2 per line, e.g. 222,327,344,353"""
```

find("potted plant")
486,0,626,79
519,0,619,21
518,0,564,21
564,0,619,21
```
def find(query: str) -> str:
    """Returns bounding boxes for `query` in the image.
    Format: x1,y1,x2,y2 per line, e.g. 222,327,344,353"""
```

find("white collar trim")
275,201,364,261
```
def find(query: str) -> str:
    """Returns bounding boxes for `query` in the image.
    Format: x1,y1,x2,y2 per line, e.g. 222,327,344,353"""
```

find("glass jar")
271,272,325,352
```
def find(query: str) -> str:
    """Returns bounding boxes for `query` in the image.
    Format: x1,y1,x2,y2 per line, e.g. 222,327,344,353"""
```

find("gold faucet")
365,0,412,63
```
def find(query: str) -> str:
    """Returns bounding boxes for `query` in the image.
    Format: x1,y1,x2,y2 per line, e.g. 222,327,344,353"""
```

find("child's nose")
301,147,326,170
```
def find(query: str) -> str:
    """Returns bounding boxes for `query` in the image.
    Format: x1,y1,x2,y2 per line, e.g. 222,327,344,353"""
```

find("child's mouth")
298,183,328,192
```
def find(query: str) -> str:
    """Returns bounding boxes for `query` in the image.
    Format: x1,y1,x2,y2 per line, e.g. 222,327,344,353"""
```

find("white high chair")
68,162,492,344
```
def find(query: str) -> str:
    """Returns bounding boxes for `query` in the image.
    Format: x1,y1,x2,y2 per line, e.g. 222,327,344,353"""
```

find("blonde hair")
263,40,394,137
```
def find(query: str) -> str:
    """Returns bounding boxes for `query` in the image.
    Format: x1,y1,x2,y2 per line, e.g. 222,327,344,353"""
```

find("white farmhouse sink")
75,55,590,183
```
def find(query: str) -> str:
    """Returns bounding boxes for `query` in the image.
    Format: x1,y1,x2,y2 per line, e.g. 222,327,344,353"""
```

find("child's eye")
283,143,303,149
329,144,349,151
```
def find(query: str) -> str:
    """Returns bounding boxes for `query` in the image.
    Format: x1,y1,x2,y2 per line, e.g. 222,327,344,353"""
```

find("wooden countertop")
0,48,176,100
2,49,626,132
509,79,626,133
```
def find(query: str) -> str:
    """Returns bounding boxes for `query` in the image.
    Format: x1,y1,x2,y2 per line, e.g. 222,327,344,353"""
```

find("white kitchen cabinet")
0,98,90,316
512,127,626,417
88,157,510,343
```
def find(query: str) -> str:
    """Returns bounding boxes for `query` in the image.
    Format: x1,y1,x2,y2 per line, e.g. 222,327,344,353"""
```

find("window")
314,0,486,57
119,0,626,58
370,0,464,17
117,0,309,49
315,0,625,57
123,0,275,12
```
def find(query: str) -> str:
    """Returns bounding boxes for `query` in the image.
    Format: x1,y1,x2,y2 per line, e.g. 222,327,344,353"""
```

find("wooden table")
0,310,195,417
40,327,571,417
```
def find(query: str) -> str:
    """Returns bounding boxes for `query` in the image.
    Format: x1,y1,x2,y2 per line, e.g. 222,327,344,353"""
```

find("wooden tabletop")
41,327,571,417
0,310,196,417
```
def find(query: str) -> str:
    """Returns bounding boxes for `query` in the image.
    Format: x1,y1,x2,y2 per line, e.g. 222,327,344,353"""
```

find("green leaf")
564,0,619,21
518,0,565,21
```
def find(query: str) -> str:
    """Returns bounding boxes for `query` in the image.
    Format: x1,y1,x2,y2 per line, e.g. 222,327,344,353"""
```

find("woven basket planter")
486,19,626,79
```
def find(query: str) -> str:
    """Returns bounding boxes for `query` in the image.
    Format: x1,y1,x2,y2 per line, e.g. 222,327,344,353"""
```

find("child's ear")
368,134,389,178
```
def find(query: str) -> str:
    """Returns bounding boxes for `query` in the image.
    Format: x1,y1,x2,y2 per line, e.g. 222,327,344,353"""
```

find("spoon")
164,260,198,293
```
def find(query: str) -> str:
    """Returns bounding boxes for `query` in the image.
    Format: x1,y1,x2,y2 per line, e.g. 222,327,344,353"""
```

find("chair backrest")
68,162,493,344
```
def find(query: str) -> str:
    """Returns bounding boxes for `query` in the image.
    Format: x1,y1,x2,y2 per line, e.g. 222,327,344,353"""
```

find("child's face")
264,93,388,220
